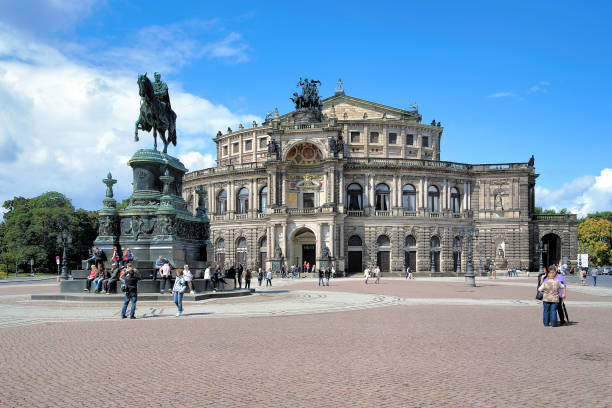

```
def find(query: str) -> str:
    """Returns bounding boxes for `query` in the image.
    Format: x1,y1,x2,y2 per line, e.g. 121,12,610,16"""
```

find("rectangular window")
422,136,429,148
370,132,379,143
259,138,267,148
222,146,228,156
232,143,239,153
406,134,414,145
388,132,397,144
350,132,360,143
244,140,252,151
303,193,314,208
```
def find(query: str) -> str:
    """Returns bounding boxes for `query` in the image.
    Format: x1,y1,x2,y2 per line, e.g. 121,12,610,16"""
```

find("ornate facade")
182,84,577,275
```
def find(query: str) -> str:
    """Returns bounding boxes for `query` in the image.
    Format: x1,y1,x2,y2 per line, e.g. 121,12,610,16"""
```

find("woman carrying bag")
172,269,187,317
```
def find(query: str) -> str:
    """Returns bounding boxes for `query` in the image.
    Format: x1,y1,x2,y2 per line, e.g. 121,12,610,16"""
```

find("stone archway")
291,227,317,272
541,233,561,267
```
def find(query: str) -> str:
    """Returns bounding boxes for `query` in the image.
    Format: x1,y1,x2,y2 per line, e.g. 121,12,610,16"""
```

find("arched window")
348,235,363,247
377,235,391,247
405,235,417,248
216,238,225,249
450,187,460,213
259,236,267,249
375,183,390,211
402,184,416,212
259,186,268,213
237,237,247,249
347,183,363,211
430,236,440,248
217,190,227,215
428,185,439,212
236,187,249,214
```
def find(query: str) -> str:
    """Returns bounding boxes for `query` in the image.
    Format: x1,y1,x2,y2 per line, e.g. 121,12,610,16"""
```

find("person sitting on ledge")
154,255,167,281
93,268,106,293
84,265,98,291
122,248,133,267
104,262,121,294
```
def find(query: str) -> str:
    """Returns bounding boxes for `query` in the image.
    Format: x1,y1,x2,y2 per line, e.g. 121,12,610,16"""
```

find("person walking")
183,265,196,295
318,267,325,286
120,268,140,319
408,266,414,280
228,264,236,289
266,269,273,286
364,266,370,284
172,269,187,317
580,268,587,285
538,267,566,327
258,268,264,286
244,268,251,289
592,267,598,286
237,264,243,289
375,266,381,284
203,264,211,291
324,266,331,286
160,260,173,294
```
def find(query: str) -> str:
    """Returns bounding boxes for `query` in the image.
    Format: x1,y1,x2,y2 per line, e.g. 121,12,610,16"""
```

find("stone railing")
533,214,577,222
429,212,442,218
346,210,364,217
287,208,319,215
235,213,248,220
185,162,265,180
403,211,417,217
375,210,391,217
213,214,225,221
257,212,267,219
345,158,531,172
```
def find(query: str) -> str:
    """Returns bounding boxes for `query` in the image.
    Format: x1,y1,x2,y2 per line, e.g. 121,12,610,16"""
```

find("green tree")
534,207,569,215
0,192,99,273
578,217,612,266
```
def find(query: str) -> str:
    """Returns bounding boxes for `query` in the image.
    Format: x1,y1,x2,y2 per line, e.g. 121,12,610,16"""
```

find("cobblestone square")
0,278,610,407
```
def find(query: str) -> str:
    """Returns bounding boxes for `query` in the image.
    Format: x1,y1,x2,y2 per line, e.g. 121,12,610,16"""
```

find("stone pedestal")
94,149,210,268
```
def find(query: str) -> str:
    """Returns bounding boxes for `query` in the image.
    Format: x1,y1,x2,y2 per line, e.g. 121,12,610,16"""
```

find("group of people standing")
317,266,334,286
364,265,381,284
537,265,568,327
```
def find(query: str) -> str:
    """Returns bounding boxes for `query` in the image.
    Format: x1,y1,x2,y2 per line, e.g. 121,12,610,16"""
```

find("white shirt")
204,267,211,279
183,269,193,282
266,270,272,279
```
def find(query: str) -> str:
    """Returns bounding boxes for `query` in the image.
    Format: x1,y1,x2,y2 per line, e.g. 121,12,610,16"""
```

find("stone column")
338,170,344,209
317,223,323,260
339,224,345,258
250,178,255,214
331,168,336,203
418,179,423,210
441,179,447,211
282,223,287,261
281,170,286,206
323,171,329,204
369,174,375,208
363,174,369,209
423,178,429,210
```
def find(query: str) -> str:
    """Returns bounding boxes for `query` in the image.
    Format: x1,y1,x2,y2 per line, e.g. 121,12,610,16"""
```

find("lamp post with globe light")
57,230,72,280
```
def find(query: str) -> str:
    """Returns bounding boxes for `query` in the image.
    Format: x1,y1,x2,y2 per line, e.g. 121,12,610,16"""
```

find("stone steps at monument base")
60,277,237,293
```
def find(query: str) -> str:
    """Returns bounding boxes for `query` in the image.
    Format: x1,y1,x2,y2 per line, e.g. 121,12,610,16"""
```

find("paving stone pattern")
0,279,611,407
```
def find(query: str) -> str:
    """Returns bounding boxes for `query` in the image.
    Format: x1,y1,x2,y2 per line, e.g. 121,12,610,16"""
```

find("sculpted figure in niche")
494,194,503,211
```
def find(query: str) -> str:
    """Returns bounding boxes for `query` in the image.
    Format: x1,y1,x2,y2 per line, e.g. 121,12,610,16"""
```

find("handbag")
535,291,543,300
121,283,128,292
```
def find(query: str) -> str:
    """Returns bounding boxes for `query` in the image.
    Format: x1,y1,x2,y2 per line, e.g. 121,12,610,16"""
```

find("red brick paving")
0,281,610,407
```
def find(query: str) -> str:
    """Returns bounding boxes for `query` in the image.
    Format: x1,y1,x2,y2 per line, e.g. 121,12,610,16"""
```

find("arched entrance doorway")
430,236,441,273
404,235,417,272
292,228,316,271
347,235,363,275
215,238,225,268
542,233,561,266
236,237,247,268
259,236,267,269
376,235,391,273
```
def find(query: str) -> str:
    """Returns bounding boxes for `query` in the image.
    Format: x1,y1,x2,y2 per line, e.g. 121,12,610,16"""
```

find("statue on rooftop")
290,77,322,110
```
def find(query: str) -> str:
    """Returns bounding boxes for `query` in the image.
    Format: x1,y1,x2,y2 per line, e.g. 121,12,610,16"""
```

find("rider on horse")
152,72,171,127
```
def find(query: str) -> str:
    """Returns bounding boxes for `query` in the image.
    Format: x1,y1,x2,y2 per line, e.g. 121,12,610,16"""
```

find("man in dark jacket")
103,263,121,294
236,264,243,289
121,269,140,319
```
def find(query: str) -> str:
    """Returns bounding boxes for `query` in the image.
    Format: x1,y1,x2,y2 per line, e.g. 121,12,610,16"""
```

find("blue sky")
0,0,610,216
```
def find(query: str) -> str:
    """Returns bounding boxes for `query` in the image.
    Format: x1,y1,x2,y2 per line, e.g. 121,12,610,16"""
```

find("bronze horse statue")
135,73,177,153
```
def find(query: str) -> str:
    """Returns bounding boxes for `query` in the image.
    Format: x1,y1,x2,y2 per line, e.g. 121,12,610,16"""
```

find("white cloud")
0,24,259,213
179,152,216,172
487,92,517,98
535,168,612,217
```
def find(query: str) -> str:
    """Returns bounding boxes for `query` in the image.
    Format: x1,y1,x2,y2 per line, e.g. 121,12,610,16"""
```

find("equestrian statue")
135,72,177,153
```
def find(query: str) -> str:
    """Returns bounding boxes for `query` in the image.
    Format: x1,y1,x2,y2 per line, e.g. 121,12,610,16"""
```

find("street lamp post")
455,231,464,275
475,229,484,276
57,230,73,280
536,241,544,274
464,228,476,286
